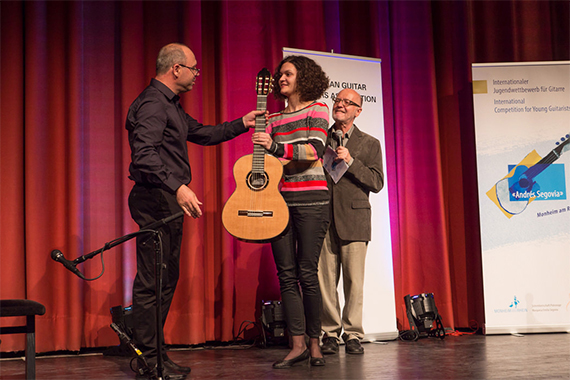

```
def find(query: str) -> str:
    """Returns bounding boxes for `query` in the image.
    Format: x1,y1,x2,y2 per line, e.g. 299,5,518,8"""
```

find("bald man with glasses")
126,43,262,379
319,88,384,355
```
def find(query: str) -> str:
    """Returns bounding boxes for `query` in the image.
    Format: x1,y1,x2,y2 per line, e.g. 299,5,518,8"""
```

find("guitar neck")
255,95,267,133
524,138,569,181
252,94,268,173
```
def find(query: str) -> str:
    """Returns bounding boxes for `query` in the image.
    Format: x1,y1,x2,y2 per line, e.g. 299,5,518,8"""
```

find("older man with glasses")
319,88,384,355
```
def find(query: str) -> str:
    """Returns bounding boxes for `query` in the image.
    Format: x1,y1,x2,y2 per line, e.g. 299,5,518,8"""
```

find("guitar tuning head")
555,134,569,145
256,68,273,96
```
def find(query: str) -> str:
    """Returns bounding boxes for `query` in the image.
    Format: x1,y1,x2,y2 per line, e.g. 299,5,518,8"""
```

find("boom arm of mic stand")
73,211,185,265
143,210,185,230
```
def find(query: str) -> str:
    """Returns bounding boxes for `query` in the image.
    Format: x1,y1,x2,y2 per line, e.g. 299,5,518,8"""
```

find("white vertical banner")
283,48,398,341
472,61,570,334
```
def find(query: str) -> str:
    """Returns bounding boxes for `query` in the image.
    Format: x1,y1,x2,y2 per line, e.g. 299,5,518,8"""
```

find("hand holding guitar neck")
242,109,267,129
252,131,273,150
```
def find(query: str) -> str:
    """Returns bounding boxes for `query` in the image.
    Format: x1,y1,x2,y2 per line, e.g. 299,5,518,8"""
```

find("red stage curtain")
1,0,568,352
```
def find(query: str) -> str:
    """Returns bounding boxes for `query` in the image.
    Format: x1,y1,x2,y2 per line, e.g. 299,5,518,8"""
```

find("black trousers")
128,184,184,361
271,203,330,338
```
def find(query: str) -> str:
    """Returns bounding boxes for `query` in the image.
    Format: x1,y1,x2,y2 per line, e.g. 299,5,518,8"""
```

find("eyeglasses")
178,64,200,76
333,97,361,107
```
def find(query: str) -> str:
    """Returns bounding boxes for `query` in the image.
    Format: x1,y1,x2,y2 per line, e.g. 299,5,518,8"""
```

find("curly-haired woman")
252,55,330,368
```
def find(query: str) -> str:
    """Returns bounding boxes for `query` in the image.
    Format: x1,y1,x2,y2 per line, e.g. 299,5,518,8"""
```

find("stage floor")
1,332,569,379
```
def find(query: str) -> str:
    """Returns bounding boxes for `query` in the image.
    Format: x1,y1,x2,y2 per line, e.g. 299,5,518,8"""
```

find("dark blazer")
327,125,384,242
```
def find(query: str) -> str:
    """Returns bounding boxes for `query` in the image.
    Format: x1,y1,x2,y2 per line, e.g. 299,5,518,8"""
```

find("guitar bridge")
238,210,274,217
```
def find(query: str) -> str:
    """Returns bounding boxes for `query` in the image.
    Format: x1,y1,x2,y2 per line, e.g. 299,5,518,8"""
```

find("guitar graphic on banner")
487,133,569,218
222,68,289,242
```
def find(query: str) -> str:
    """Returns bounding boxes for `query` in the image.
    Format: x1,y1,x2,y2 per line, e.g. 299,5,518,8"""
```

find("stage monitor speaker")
104,305,134,356
260,300,287,347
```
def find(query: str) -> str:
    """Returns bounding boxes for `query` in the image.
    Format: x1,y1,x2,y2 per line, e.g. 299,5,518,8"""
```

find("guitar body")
489,150,542,217
222,154,289,242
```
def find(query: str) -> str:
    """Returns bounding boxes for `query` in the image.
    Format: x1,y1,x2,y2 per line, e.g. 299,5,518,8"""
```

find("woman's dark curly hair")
273,55,329,102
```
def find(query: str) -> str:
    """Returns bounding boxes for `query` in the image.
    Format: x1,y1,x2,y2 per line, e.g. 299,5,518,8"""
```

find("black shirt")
126,79,248,193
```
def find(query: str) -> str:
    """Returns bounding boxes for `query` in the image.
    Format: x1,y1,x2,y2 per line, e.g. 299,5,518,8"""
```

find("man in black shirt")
126,43,261,378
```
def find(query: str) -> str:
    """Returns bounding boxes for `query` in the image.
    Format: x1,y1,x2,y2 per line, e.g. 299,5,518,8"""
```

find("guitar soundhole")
247,172,269,191
518,177,530,189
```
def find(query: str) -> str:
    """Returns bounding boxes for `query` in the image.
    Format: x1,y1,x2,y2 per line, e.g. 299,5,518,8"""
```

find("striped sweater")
266,101,330,206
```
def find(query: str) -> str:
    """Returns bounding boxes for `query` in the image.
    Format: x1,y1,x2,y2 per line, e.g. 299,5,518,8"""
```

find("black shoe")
321,337,339,355
272,349,310,369
345,339,364,355
136,364,188,380
310,356,326,366
163,356,191,374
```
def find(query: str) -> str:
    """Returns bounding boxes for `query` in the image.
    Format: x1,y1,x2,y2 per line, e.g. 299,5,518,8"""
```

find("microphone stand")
53,211,184,380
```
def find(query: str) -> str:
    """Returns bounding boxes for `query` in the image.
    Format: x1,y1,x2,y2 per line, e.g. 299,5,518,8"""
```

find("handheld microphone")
334,129,343,147
51,249,86,279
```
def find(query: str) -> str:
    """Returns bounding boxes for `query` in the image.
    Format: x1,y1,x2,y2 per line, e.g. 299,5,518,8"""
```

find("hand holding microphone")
333,129,351,164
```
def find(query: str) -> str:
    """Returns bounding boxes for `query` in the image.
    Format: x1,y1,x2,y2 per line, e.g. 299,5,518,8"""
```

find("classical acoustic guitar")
222,68,289,242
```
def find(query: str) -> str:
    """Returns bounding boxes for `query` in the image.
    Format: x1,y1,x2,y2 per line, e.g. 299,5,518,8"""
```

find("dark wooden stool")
0,299,46,380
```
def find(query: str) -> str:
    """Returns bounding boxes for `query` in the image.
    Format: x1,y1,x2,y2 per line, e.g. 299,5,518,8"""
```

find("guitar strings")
523,150,561,180
250,93,267,216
